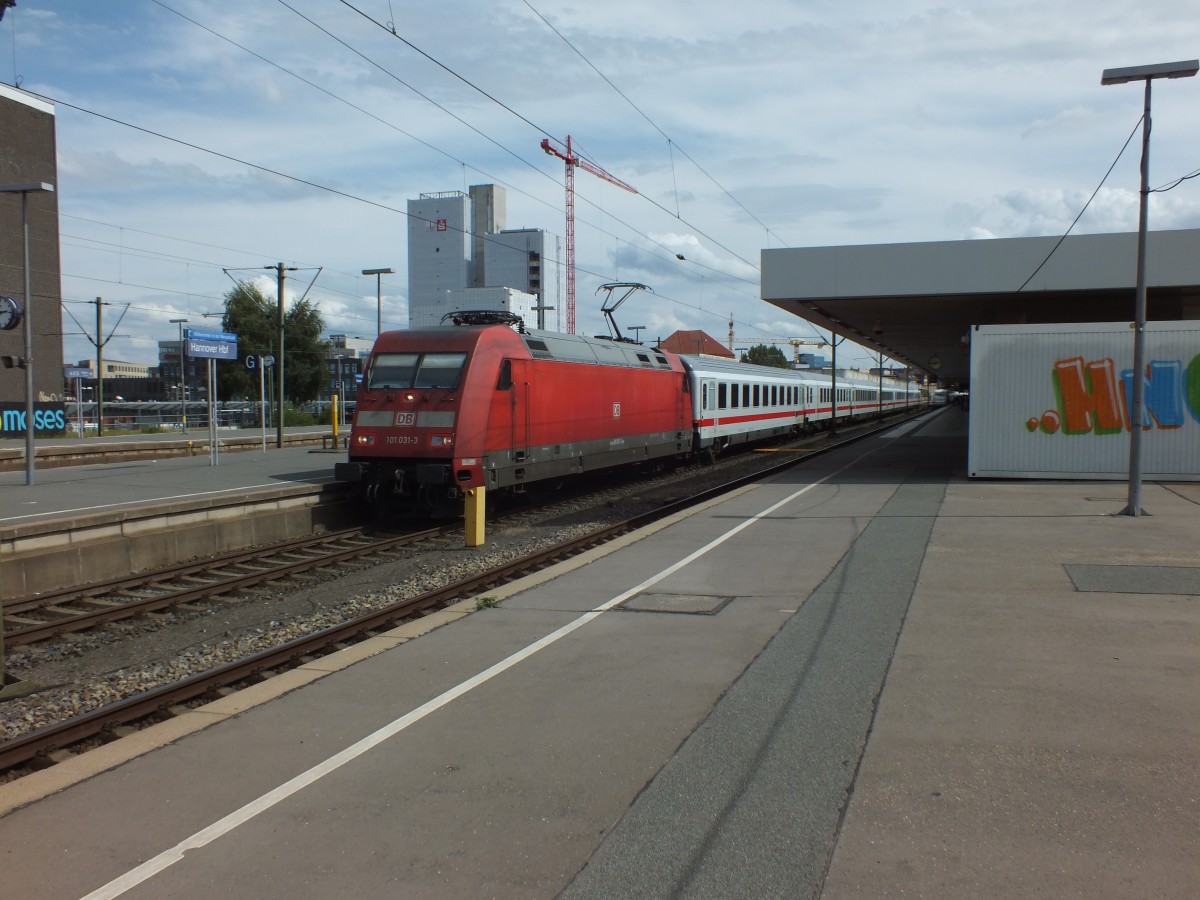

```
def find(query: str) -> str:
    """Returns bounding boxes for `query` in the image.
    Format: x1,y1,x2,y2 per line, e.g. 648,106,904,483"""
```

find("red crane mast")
541,135,637,334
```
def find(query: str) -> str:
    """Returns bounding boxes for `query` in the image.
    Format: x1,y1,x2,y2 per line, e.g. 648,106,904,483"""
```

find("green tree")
215,280,329,403
740,344,790,368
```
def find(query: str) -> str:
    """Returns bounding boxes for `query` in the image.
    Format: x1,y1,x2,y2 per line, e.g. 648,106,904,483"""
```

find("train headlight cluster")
431,435,454,447
353,433,375,446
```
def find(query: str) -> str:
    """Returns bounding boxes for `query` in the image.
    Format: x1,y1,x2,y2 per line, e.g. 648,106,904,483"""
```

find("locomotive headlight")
354,433,375,446
404,392,416,402
431,435,454,447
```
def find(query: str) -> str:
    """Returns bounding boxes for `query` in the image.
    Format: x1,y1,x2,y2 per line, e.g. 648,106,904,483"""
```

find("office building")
407,184,561,331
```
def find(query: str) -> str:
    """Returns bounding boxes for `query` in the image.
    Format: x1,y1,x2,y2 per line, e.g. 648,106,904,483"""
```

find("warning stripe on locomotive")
356,410,457,427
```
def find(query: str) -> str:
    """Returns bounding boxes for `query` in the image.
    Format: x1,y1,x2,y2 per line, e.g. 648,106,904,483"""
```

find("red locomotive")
335,314,690,516
336,312,920,516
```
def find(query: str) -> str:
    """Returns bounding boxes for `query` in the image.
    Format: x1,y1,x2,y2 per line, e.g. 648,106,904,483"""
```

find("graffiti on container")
1027,353,1200,434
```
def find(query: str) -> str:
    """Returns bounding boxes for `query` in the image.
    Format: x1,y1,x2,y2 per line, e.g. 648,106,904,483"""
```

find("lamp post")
170,318,189,432
362,267,393,338
266,263,297,448
0,182,52,698
1,182,54,487
337,354,346,428
878,350,884,418
1101,59,1198,517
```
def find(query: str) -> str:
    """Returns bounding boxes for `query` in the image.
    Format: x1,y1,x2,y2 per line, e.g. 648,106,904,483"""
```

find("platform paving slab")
820,480,1200,900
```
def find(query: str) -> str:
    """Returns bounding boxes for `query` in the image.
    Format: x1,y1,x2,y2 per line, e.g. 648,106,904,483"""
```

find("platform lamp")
362,267,393,337
170,318,189,432
0,182,52,697
1101,59,1198,517
1,182,54,488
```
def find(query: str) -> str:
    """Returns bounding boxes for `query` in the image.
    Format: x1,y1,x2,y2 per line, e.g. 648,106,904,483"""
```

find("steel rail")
0,412,927,774
3,525,446,647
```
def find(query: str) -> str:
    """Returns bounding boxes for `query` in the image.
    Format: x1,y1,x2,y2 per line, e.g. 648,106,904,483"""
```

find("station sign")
188,330,239,360
64,366,94,379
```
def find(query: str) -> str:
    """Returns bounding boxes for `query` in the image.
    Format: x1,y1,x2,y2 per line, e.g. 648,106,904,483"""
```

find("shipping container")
968,321,1200,480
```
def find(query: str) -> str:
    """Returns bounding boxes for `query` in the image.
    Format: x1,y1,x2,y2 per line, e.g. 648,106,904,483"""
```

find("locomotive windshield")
367,352,467,390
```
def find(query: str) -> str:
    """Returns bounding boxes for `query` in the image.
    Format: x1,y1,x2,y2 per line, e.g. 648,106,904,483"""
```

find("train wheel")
417,485,463,519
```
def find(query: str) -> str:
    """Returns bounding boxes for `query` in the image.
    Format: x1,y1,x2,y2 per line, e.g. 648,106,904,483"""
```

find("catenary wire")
135,3,764,297
520,0,789,249
1015,114,1143,293
331,0,761,272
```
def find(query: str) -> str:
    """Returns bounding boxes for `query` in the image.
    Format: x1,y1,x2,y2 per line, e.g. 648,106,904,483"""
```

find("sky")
3,0,1199,369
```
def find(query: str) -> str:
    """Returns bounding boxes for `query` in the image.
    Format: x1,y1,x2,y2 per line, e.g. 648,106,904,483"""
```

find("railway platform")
0,429,349,598
0,426,346,475
0,431,342,527
0,407,1197,899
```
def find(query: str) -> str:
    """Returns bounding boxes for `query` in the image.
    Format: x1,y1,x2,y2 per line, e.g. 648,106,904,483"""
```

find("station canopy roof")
761,228,1200,385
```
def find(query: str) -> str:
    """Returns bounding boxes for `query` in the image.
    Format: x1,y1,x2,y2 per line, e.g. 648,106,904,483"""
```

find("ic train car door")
701,378,717,426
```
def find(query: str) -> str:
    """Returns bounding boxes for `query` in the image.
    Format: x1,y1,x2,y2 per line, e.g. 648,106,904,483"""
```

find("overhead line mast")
541,135,637,334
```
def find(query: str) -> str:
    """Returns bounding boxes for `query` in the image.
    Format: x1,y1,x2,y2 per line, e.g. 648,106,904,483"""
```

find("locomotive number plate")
394,412,416,426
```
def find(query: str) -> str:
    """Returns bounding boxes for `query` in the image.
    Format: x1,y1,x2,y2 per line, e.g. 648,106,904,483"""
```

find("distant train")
334,317,919,516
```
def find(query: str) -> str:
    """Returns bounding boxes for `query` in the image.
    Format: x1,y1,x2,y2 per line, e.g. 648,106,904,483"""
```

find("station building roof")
658,330,736,359
761,228,1200,385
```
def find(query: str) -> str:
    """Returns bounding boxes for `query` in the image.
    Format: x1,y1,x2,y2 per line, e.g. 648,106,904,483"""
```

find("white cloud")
1,0,1196,365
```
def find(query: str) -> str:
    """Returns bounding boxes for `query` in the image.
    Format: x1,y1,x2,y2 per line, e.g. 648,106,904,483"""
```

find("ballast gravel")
0,428,859,761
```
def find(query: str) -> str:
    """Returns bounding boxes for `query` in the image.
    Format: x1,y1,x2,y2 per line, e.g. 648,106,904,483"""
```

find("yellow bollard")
464,486,486,547
331,395,339,440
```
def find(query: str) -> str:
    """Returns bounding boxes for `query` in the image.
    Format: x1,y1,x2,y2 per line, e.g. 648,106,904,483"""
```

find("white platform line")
2,480,336,523
80,445,878,900
878,410,939,439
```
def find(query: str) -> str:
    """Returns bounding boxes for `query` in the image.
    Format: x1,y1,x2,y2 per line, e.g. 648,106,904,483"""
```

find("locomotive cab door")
502,358,530,466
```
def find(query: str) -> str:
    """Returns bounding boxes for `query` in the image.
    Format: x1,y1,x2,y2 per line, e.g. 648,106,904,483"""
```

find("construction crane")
737,337,827,365
541,135,637,335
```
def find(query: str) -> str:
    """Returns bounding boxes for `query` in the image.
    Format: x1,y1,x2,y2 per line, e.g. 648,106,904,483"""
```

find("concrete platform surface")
0,441,340,527
819,476,1199,899
0,409,1195,899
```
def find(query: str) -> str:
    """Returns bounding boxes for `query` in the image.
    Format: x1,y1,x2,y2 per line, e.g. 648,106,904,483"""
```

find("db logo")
395,412,416,426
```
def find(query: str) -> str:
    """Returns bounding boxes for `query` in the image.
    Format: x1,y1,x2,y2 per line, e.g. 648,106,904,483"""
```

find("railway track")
2,526,447,649
2,453,714,651
0,412,925,776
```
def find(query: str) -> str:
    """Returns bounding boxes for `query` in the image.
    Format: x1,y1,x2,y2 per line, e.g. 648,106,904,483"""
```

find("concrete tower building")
406,184,561,331
487,228,562,331
406,190,473,328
